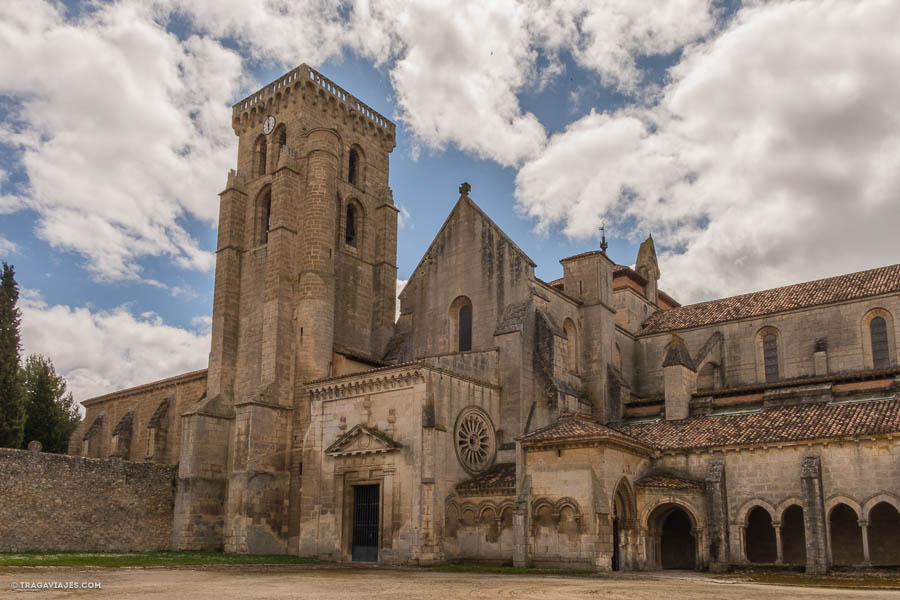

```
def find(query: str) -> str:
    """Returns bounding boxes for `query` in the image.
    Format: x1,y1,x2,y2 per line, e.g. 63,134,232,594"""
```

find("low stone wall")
0,448,176,552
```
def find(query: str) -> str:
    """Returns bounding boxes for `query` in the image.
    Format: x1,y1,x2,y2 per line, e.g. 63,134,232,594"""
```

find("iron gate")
352,484,379,562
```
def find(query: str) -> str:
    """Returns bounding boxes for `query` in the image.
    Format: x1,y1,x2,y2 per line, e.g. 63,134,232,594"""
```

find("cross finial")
459,182,471,197
599,222,608,254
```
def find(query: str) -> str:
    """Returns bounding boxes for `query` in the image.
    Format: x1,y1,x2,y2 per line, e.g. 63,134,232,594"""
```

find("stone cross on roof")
459,182,471,197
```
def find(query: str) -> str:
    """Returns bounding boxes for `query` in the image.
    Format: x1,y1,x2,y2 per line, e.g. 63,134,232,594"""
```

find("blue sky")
1,0,898,403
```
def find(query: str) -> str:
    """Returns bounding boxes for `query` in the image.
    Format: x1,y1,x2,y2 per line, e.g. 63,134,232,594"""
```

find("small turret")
635,235,660,305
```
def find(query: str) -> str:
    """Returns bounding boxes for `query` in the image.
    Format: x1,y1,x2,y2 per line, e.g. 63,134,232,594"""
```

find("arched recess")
445,502,460,538
615,344,622,371
344,198,364,249
253,134,268,177
642,498,703,570
781,504,806,565
563,318,578,373
745,506,777,563
611,478,637,571
861,308,895,369
255,185,272,245
868,502,900,566
755,326,783,383
829,502,864,566
348,144,365,187
272,124,287,167
736,498,777,526
449,296,473,352
697,361,721,392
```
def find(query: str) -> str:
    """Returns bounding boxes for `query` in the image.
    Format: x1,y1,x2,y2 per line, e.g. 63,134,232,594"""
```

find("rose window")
454,407,497,474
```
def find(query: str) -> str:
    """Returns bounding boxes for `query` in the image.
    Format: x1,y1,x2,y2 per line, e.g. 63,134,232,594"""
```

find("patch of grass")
725,566,900,589
0,552,319,568
433,563,595,577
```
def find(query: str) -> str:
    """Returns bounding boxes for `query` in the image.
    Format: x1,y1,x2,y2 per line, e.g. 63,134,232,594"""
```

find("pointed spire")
599,223,608,254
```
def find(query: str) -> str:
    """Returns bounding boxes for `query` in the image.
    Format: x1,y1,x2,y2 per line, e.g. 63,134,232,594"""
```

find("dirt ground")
2,565,898,599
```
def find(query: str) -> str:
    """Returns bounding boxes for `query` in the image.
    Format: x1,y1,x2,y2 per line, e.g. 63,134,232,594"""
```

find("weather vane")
599,222,608,254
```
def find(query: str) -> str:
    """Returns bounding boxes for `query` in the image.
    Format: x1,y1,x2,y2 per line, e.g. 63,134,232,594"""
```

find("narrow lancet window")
345,204,357,246
458,304,472,352
871,316,890,369
348,148,359,185
763,333,778,382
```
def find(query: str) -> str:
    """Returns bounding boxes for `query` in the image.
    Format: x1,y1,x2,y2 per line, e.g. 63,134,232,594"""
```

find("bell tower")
174,65,398,553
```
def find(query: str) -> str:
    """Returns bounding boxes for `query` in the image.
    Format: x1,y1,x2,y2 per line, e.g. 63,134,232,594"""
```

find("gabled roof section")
518,414,651,453
615,396,900,451
635,474,704,491
325,424,401,457
641,264,900,335
400,194,536,301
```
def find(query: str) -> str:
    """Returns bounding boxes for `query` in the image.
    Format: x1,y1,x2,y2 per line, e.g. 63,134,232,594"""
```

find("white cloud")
515,0,900,302
0,236,17,256
0,0,239,281
19,290,210,404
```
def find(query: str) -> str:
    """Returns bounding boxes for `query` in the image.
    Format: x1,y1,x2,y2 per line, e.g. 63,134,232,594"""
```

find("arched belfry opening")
254,134,268,177
348,147,360,186
257,187,272,245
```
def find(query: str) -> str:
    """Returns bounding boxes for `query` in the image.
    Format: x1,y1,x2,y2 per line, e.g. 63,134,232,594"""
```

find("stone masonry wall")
0,448,176,552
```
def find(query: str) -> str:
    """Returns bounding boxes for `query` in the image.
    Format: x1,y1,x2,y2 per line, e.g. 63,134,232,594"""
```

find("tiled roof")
640,264,900,335
456,463,516,495
635,474,704,490
615,397,900,451
518,415,649,449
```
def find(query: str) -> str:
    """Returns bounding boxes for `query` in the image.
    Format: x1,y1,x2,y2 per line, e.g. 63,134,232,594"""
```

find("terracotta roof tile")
635,474,704,490
518,414,648,449
615,397,900,451
640,264,900,335
456,462,516,495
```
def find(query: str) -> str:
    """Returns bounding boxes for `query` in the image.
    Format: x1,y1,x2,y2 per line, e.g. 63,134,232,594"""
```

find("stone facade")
67,64,900,571
0,448,175,552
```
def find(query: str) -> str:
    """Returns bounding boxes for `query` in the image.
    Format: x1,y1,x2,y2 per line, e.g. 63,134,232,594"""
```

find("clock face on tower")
263,115,275,135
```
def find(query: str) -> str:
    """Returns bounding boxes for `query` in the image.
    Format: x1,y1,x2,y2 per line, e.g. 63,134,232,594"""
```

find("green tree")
21,354,80,453
0,262,25,448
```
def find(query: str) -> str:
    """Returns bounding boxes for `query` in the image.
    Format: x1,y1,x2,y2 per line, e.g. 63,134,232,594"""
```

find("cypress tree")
0,262,25,448
22,354,80,453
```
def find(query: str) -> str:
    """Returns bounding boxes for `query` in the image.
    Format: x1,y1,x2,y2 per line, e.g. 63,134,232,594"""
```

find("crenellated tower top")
231,63,396,145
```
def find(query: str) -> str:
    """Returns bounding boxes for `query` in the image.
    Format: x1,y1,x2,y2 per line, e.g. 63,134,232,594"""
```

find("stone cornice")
307,364,427,401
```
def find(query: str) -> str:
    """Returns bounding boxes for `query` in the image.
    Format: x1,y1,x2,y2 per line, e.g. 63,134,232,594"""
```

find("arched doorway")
648,504,697,570
868,502,900,566
829,503,864,566
611,480,636,571
781,505,806,565
745,506,777,563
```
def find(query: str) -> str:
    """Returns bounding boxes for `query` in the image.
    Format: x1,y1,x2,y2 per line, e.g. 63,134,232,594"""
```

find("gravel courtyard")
3,566,899,599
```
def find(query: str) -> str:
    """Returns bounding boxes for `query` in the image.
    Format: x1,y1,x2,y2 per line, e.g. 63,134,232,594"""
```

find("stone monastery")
69,64,900,573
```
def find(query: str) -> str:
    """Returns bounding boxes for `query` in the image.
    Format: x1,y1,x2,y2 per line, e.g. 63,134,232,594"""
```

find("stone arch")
615,343,622,371
745,506,777,563
868,501,900,566
775,497,804,522
449,296,473,352
563,318,578,373
644,499,702,570
498,502,514,531
478,501,499,522
612,477,637,522
253,133,268,177
272,123,287,166
780,504,807,565
755,326,783,383
735,498,777,526
554,497,582,519
862,492,900,518
445,501,460,539
459,502,478,527
479,503,500,543
531,497,556,533
348,144,365,187
696,361,721,392
827,498,864,566
861,308,895,369
344,198,364,249
254,185,272,246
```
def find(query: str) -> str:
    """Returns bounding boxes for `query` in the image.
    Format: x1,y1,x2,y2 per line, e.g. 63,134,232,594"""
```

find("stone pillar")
704,459,730,571
372,189,399,357
859,520,872,566
207,171,246,403
513,451,531,568
800,454,829,574
774,521,783,564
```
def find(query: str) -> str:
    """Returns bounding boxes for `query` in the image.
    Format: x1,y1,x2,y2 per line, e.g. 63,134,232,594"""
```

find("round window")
454,406,497,474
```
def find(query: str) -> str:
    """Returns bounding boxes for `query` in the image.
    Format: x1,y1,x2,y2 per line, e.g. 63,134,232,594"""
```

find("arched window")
458,304,472,352
254,135,267,177
871,316,890,369
563,318,577,373
273,125,287,166
348,148,360,185
257,188,271,245
345,203,357,247
763,334,778,382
